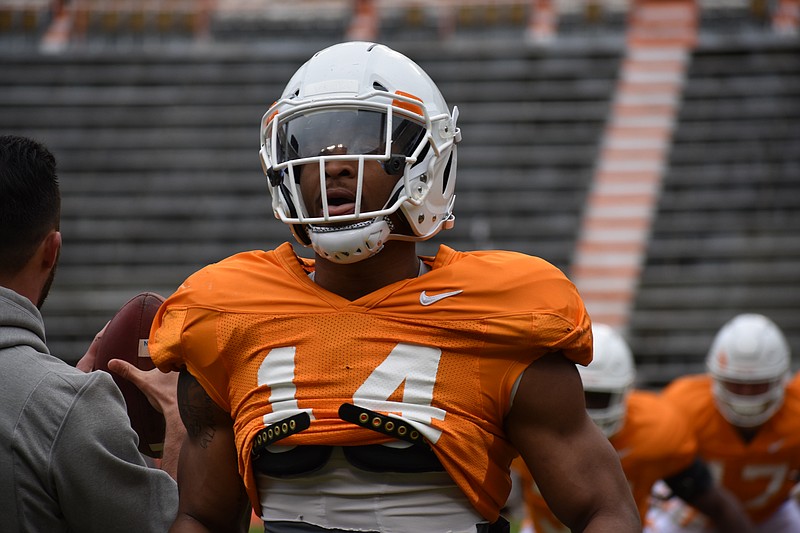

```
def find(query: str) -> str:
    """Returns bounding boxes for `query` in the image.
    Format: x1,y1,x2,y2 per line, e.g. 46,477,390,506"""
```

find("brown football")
94,292,166,458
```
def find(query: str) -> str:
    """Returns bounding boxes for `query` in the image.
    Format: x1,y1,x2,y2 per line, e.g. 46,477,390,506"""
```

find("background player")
515,323,754,533
649,313,800,532
149,41,640,532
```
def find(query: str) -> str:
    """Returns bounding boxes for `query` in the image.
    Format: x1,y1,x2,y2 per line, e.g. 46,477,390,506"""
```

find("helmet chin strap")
308,217,393,264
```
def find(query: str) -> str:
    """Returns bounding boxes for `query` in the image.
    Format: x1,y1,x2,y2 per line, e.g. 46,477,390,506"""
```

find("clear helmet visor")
262,105,428,225
273,108,425,163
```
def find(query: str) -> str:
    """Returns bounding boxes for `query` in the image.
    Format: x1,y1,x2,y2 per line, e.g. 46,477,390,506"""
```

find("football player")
515,324,754,533
648,313,800,532
148,42,640,532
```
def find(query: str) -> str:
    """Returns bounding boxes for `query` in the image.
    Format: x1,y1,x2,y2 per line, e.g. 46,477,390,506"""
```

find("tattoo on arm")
177,369,225,448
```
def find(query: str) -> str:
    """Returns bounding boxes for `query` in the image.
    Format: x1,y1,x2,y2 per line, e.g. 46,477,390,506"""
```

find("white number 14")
258,343,447,443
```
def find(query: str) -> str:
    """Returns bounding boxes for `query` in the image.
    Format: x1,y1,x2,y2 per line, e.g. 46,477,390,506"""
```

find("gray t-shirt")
0,287,177,532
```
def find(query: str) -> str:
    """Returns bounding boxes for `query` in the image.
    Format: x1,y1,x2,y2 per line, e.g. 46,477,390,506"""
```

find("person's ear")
40,230,62,270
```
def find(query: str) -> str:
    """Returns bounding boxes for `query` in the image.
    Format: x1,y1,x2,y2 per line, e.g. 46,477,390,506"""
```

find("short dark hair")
0,135,61,276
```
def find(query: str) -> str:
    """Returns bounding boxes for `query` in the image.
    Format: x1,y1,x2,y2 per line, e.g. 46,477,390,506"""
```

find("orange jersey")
662,374,800,524
149,242,592,520
790,372,800,392
518,390,697,530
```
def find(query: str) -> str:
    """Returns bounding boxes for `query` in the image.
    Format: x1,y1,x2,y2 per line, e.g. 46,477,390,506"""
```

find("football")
94,292,166,458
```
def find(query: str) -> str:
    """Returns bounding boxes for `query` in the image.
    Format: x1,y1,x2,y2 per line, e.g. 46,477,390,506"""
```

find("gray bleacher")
413,39,622,265
629,35,800,386
0,35,621,364
0,48,307,361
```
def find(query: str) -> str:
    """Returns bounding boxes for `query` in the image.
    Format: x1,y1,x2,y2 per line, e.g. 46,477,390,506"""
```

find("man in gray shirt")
0,135,181,532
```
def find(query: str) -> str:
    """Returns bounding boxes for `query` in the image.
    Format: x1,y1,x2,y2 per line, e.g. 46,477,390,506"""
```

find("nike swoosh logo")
419,290,463,306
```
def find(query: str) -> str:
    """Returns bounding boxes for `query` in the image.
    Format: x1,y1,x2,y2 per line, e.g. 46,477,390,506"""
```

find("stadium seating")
0,48,304,357
0,16,622,363
630,34,800,386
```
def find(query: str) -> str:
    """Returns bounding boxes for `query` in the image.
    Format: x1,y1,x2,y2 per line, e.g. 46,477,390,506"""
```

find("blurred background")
0,0,797,389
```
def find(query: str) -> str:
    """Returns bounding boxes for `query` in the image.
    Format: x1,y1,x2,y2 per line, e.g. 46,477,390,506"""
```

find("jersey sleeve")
463,249,594,367
526,267,593,367
531,303,592,366
149,265,236,412
50,372,178,533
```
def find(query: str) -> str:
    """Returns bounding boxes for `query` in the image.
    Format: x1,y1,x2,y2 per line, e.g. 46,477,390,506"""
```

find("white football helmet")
579,324,636,438
259,41,460,264
706,313,791,428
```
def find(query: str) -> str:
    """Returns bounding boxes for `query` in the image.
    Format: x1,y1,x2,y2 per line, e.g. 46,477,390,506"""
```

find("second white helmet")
706,313,791,428
579,324,636,438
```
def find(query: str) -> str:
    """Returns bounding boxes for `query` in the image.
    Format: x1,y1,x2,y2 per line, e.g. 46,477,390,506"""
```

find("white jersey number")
708,461,789,509
258,343,446,443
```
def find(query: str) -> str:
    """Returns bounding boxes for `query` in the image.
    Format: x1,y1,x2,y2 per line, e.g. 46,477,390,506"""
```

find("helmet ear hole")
442,151,454,192
410,142,430,169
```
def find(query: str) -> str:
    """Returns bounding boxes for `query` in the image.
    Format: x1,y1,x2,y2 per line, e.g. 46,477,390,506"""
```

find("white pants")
645,496,800,533
256,446,485,533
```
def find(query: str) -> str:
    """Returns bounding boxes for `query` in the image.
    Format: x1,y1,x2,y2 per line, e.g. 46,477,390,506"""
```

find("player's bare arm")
170,368,250,533
505,352,640,532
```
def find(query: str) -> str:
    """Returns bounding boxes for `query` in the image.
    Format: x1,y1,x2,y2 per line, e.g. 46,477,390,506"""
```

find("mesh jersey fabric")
149,242,592,521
